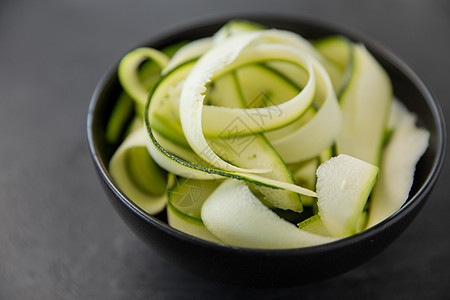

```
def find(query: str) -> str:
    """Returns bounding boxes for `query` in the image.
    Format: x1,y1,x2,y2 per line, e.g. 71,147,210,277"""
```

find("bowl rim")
87,13,446,255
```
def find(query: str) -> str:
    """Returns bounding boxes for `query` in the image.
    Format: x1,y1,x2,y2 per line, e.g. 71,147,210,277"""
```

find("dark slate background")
1,1,449,299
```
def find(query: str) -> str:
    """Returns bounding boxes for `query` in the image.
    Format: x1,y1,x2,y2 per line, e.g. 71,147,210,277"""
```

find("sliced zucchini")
206,70,302,211
336,45,392,166
164,38,213,73
109,127,168,215
212,19,265,44
118,48,170,115
366,100,430,227
105,91,135,145
314,35,354,94
144,61,317,202
297,214,332,237
316,154,378,237
266,61,342,163
235,63,300,107
106,20,430,250
167,177,221,242
201,179,337,249
291,158,319,207
180,36,317,172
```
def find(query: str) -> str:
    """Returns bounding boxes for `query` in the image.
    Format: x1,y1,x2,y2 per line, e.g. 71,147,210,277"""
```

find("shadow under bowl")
87,15,446,288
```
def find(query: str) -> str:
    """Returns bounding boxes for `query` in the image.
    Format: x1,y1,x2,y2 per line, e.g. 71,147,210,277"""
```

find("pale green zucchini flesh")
316,154,378,237
167,178,221,242
108,128,169,215
201,179,337,249
366,100,430,227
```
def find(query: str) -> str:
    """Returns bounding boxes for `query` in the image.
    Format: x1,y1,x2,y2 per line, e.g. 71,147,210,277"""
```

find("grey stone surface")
0,0,449,299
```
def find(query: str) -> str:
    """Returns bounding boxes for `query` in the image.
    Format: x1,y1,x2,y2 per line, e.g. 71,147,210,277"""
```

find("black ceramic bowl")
87,16,445,287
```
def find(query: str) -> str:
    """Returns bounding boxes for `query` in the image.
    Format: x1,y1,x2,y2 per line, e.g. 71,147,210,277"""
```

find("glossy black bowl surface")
87,16,445,288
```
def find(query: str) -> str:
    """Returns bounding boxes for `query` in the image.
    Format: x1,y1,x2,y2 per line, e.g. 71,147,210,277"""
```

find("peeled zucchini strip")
145,62,222,180
152,131,201,164
167,204,220,242
206,71,244,108
144,61,317,198
206,71,301,212
366,100,430,227
105,91,135,144
167,178,221,242
180,32,318,172
118,48,170,113
297,214,332,237
234,63,300,107
314,35,354,94
336,44,392,166
316,154,378,237
191,43,317,136
263,60,309,90
267,61,342,163
201,179,336,249
314,35,352,70
109,127,168,215
163,38,213,74
145,124,317,197
151,112,189,147
212,19,265,44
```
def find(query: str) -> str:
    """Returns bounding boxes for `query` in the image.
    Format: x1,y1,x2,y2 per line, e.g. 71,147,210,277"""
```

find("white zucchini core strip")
179,30,319,173
366,100,430,227
201,179,336,249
